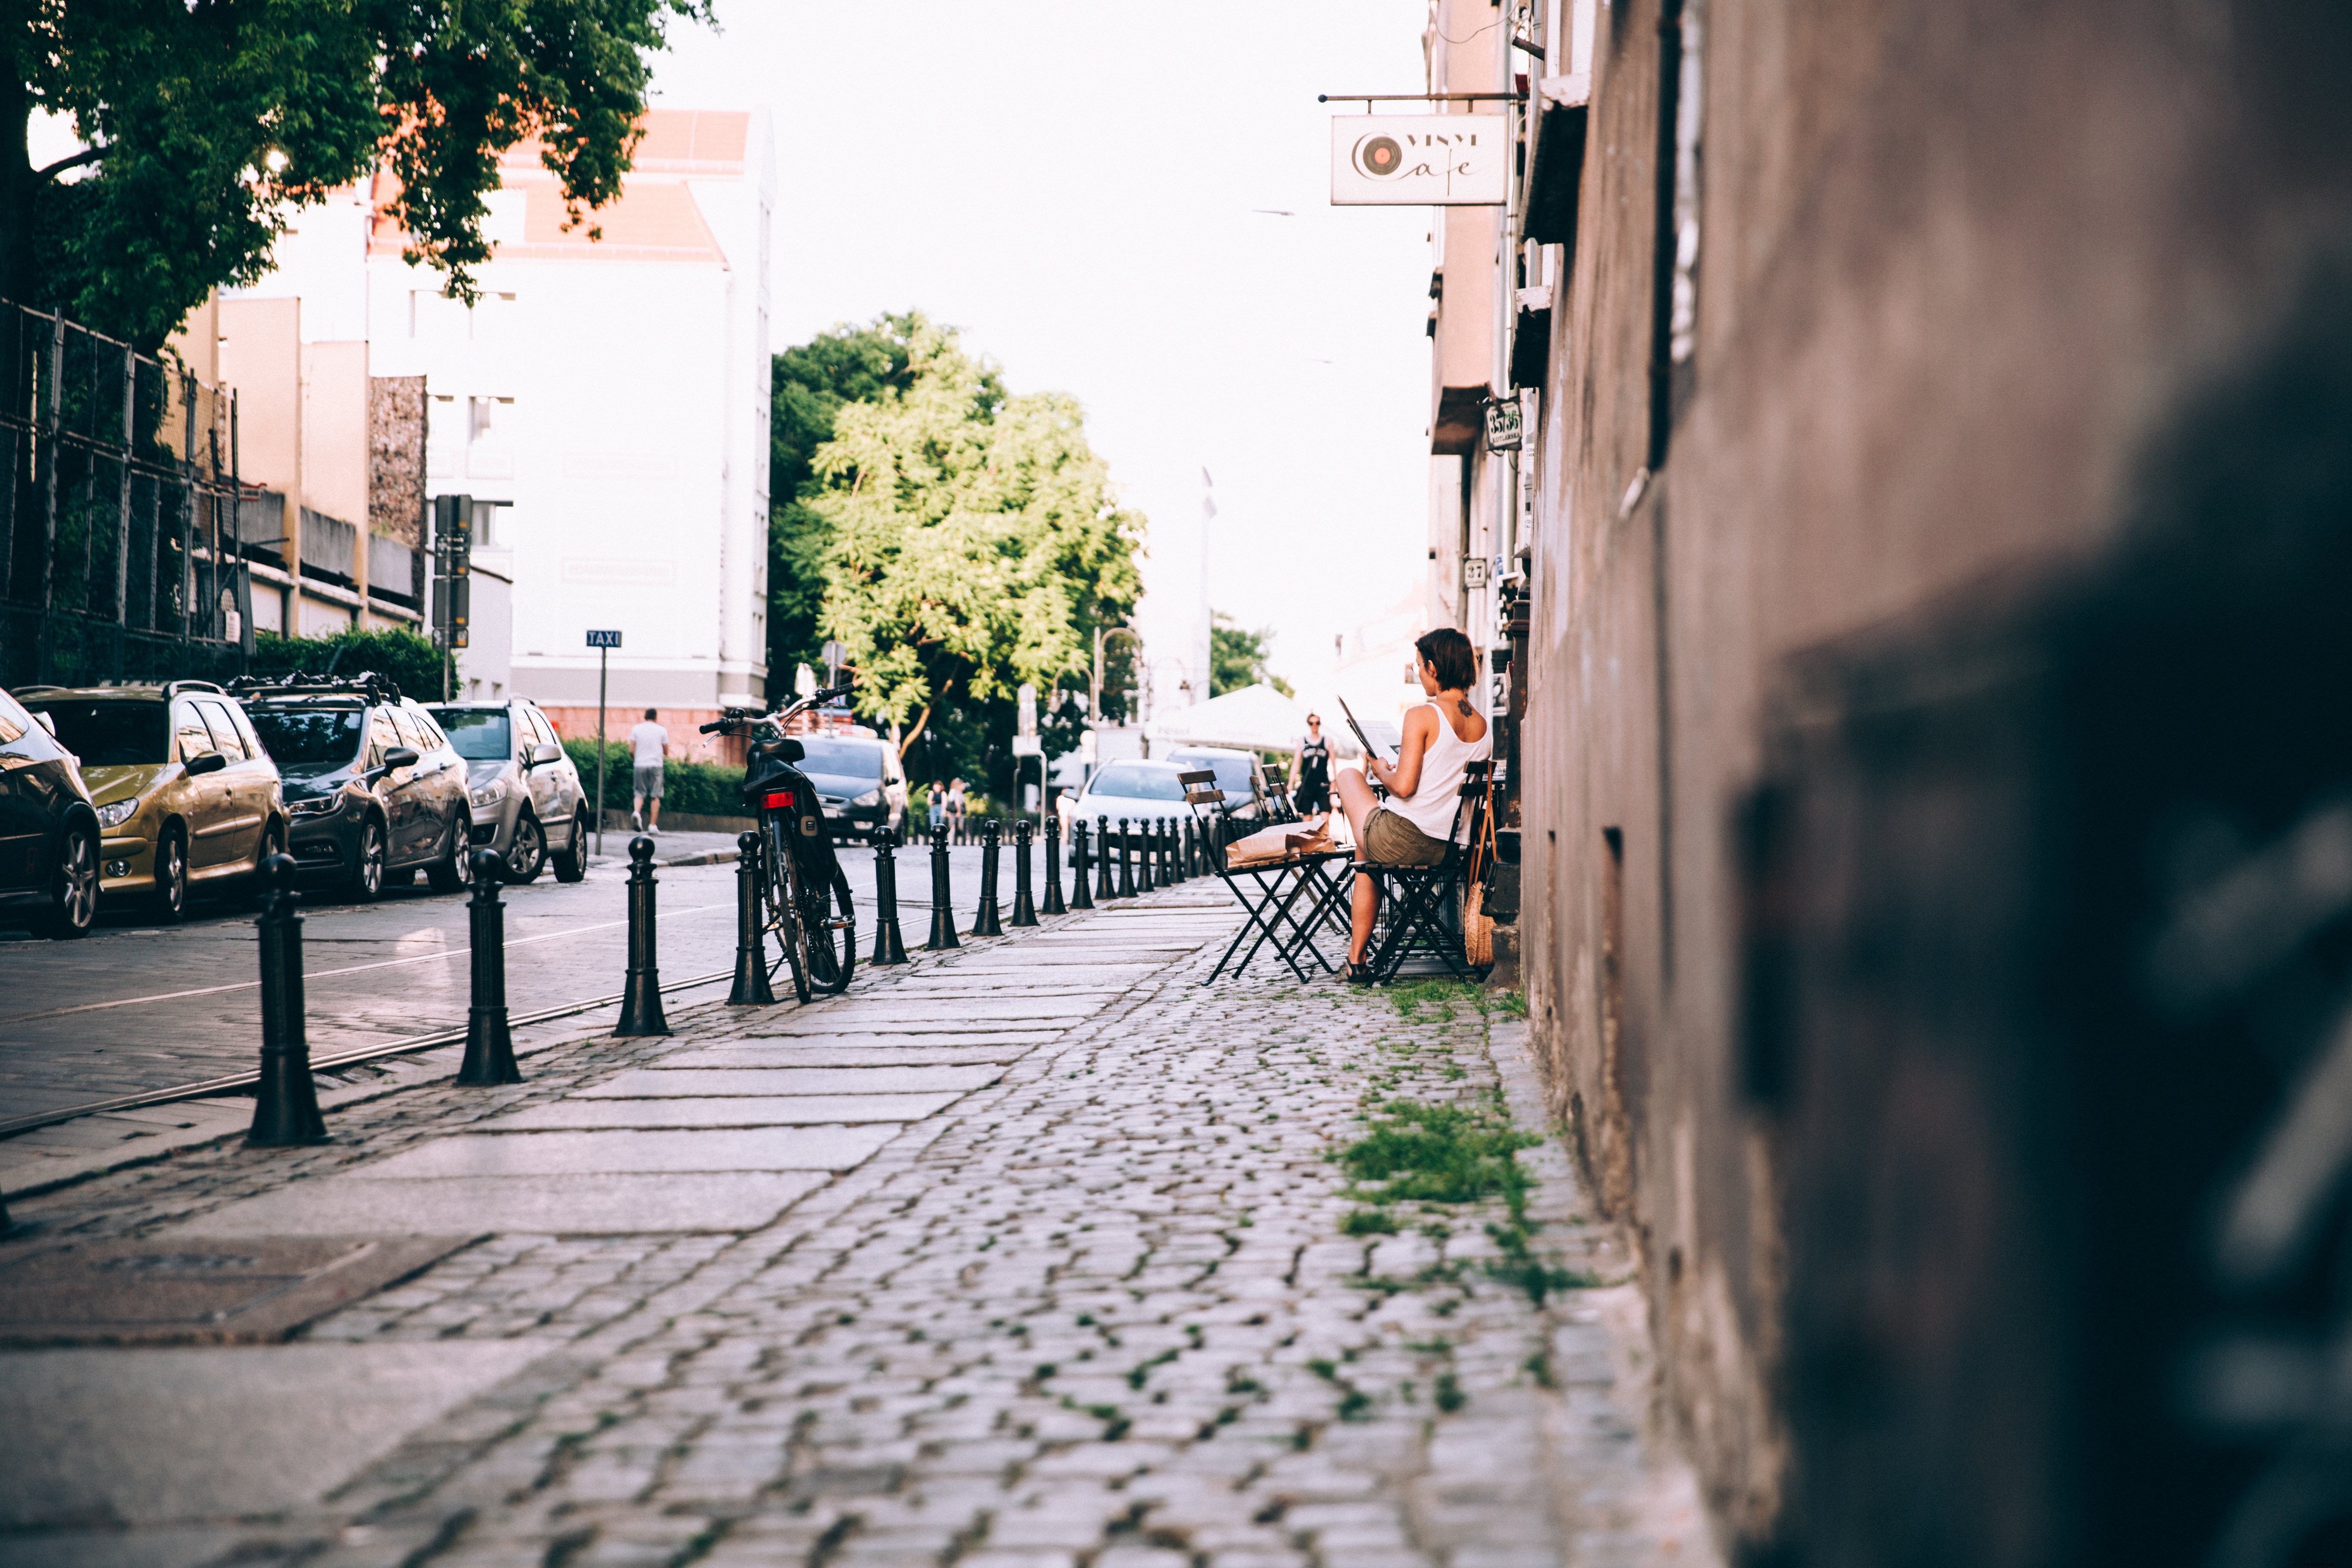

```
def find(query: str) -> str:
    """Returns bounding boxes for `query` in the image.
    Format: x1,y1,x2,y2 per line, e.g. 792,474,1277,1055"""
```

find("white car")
1070,760,1191,849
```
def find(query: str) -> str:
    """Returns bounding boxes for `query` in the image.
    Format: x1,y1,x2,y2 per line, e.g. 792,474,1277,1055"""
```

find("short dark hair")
643,707,657,721
1415,627,1477,690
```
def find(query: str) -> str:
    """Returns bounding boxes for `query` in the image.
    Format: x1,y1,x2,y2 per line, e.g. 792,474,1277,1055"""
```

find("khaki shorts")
1362,806,1448,866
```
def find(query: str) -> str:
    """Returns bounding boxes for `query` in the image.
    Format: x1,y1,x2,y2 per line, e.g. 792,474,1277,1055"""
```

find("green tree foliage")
1210,611,1293,696
791,320,1142,802
767,314,930,684
4,0,708,348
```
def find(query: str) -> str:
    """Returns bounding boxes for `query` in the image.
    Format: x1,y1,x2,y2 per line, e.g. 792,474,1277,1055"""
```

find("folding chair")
1355,761,1493,984
1185,769,1351,983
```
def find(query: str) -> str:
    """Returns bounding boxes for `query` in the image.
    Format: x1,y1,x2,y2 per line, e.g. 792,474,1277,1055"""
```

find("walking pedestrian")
947,777,968,844
1290,713,1333,814
631,707,668,833
928,779,949,838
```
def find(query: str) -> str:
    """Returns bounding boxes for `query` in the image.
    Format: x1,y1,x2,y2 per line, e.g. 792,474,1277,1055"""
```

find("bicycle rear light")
764,790,795,809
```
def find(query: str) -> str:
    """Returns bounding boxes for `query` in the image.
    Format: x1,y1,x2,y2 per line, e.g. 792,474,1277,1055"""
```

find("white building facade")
229,110,774,755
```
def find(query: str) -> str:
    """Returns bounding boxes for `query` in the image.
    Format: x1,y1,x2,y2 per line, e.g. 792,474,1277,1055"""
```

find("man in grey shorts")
630,707,668,833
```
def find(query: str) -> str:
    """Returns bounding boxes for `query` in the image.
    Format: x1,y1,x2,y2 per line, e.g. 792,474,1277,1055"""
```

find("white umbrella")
1145,683,1312,753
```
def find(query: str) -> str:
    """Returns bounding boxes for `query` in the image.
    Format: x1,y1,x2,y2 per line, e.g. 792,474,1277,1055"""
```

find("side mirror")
528,741,564,767
382,746,420,772
183,750,229,776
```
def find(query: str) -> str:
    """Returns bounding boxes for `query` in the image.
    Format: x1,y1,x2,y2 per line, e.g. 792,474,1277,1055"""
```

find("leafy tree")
4,0,707,349
1211,611,1293,697
768,314,928,684
804,322,1143,800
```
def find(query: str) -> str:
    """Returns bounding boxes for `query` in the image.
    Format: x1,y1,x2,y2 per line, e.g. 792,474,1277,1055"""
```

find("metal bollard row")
1096,815,1117,901
1042,814,1068,915
1010,818,1039,926
870,828,908,965
926,822,960,950
248,853,328,1146
729,831,777,1004
971,818,1005,936
459,849,521,1082
1117,817,1136,898
617,835,670,1036
1071,819,1096,910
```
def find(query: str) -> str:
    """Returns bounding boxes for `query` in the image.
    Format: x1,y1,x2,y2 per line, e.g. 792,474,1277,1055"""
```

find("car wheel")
38,823,99,939
505,812,546,884
551,808,588,882
349,817,387,901
151,827,189,922
425,815,469,893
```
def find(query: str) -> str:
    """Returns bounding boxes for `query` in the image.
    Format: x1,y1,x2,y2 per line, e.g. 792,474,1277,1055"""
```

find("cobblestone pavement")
0,882,1714,1568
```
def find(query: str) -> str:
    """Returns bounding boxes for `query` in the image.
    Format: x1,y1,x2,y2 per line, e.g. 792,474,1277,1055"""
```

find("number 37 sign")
1330,115,1507,205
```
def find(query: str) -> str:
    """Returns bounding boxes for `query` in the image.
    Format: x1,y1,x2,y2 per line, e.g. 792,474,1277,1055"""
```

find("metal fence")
0,300,245,688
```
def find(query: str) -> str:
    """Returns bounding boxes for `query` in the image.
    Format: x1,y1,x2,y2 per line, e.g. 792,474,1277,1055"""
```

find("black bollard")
729,831,777,1004
971,819,1006,936
1185,818,1201,878
1117,818,1137,898
1138,816,1156,892
248,853,328,1145
1070,820,1095,910
925,822,961,949
1010,818,1039,926
1041,815,1068,916
1095,815,1118,901
458,850,522,1082
616,835,670,1036
870,829,909,965
1165,817,1181,884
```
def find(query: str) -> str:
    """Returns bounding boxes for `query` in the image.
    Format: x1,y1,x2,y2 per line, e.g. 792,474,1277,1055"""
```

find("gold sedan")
18,681,288,920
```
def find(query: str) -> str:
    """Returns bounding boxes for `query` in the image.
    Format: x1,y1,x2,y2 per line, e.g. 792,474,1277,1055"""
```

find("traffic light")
432,494,471,649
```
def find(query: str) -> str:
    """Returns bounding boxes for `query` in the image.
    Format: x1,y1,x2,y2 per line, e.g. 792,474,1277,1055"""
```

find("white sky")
646,0,1434,694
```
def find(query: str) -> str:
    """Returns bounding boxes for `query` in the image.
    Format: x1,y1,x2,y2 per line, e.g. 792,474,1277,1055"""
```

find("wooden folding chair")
1354,761,1494,984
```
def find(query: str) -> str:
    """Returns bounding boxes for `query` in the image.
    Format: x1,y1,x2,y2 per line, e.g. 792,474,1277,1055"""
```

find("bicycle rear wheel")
799,866,858,995
763,819,811,1004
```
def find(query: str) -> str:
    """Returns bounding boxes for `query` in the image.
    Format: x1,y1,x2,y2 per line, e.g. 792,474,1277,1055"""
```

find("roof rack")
161,680,225,699
228,670,403,705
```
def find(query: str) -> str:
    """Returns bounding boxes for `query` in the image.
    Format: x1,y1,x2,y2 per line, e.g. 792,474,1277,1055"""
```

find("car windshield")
433,709,512,761
247,704,366,769
1171,753,1257,797
27,700,167,766
796,738,883,778
1088,763,1185,802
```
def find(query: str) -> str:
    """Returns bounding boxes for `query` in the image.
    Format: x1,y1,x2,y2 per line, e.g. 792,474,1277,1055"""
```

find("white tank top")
1386,702,1491,843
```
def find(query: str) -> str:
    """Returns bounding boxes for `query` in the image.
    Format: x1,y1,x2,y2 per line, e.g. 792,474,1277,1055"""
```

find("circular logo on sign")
1354,134,1406,179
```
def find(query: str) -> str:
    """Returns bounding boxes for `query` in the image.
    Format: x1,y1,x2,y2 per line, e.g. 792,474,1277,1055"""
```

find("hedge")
562,739,749,819
249,627,447,702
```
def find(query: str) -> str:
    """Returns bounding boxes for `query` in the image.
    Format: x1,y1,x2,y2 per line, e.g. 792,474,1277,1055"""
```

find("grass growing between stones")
1334,1096,1538,1218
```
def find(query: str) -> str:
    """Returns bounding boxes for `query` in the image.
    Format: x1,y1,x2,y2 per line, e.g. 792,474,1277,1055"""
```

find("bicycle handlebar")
698,682,856,735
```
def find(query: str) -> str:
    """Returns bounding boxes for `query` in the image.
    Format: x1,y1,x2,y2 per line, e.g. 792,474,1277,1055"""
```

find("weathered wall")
1519,0,2352,1557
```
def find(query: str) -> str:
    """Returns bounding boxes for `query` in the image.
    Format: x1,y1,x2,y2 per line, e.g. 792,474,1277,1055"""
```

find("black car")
0,685,100,937
794,733,907,843
232,673,472,900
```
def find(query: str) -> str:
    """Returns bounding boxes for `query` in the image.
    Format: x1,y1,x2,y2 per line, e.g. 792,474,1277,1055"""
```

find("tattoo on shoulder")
1457,698,1472,716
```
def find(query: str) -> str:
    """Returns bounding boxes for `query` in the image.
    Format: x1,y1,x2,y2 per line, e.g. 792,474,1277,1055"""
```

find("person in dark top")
1290,713,1333,813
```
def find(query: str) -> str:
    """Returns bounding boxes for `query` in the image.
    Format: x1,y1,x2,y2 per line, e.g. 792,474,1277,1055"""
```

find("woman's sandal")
1345,960,1375,985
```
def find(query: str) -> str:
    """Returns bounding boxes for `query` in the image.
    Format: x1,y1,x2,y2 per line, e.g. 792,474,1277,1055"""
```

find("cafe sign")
1330,115,1508,206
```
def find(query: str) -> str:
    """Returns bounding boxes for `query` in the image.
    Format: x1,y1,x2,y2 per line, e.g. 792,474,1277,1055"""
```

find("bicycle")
701,685,859,1002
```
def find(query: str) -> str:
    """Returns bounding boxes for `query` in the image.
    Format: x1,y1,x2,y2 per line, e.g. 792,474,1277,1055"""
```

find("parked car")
16,680,289,919
1164,746,1271,825
231,673,471,901
0,685,100,937
1071,759,1193,849
427,698,589,883
793,732,908,843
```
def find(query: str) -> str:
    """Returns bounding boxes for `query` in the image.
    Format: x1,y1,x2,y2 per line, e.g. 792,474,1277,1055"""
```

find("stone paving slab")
473,1093,961,1130
167,1171,832,1236
351,1125,893,1176
576,1065,1003,1097
656,1044,1029,1067
0,1341,547,1525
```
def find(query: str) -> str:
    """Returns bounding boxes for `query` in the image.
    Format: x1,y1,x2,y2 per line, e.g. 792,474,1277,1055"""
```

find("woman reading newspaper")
1332,628,1490,983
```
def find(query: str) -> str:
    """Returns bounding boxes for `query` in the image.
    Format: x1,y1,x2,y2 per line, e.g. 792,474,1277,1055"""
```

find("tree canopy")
4,0,707,348
1211,612,1293,697
784,317,1143,796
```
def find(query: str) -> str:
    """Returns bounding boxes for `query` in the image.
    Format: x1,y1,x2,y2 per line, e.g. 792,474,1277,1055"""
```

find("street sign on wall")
585,629,622,649
1330,115,1508,205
